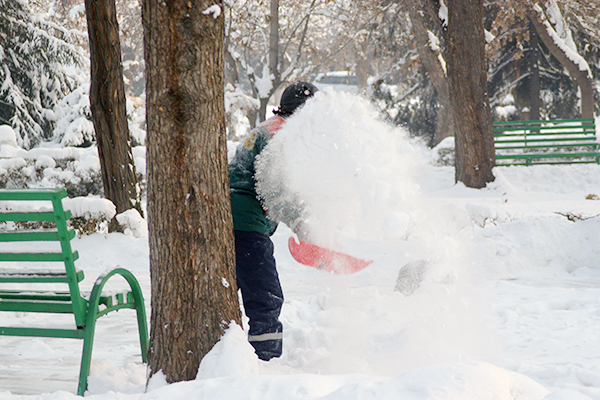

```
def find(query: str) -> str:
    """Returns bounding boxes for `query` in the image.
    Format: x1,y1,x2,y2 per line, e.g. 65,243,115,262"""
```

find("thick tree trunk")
529,11,594,120
143,0,241,383
404,0,456,145
85,0,141,228
445,0,495,188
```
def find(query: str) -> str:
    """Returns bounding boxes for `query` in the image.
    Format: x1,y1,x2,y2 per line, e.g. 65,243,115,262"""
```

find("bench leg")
77,322,97,395
135,294,149,363
110,268,149,362
76,268,149,396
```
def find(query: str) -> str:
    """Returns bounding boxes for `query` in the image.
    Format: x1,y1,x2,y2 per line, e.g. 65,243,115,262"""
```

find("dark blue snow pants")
234,230,284,361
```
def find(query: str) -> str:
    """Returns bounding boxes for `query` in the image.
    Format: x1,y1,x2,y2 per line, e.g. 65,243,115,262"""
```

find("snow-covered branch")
532,2,592,79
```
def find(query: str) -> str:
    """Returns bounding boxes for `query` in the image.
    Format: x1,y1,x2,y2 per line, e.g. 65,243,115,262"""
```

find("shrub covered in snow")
116,208,147,238
0,126,146,196
0,126,147,234
430,136,455,166
0,144,104,197
63,196,117,235
225,83,259,140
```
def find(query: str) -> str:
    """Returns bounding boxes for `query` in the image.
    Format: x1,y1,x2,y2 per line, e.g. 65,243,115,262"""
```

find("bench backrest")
0,188,87,326
493,118,598,165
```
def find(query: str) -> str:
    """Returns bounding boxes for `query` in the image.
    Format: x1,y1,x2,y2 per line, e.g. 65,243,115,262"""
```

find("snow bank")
322,362,549,400
196,323,260,379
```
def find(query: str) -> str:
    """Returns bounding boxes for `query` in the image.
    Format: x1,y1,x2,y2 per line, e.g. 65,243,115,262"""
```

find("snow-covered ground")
1,90,600,399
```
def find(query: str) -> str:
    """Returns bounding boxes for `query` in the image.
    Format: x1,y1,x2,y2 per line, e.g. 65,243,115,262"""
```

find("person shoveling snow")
229,81,319,361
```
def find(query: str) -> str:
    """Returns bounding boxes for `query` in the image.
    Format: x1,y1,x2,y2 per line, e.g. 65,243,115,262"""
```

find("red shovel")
288,237,372,274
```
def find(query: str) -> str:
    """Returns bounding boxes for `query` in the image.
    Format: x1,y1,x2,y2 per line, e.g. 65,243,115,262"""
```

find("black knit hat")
275,81,318,116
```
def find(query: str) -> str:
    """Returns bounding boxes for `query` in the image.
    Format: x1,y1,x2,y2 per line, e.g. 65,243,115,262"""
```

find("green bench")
493,118,599,165
0,188,148,395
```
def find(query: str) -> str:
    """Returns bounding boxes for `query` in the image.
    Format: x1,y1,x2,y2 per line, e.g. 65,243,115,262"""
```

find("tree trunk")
142,0,241,383
85,0,141,228
355,41,371,93
528,23,541,121
259,97,269,124
445,0,495,188
254,0,279,122
269,0,279,87
404,0,456,145
529,10,594,120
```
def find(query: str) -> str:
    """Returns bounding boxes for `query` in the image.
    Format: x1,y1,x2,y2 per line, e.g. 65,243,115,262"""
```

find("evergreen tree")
0,0,83,148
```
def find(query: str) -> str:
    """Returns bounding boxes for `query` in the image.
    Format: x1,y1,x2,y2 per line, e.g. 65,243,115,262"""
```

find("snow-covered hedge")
430,136,455,166
225,83,259,140
0,125,146,235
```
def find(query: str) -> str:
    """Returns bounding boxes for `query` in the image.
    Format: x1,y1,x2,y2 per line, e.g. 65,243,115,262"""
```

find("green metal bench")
0,188,148,395
493,118,599,166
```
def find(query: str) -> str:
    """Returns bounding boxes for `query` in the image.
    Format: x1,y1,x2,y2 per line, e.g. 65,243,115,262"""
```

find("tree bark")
403,0,456,145
256,0,280,122
528,23,541,121
528,10,594,120
142,0,241,383
85,0,142,228
258,97,269,124
269,0,279,87
445,0,495,188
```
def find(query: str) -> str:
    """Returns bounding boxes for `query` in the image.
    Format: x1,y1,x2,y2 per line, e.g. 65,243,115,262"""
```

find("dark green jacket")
229,116,286,235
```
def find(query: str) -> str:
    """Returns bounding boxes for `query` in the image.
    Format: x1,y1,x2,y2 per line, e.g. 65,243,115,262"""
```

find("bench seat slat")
0,211,72,222
494,136,597,143
0,189,67,201
0,290,131,307
493,125,595,133
497,159,597,166
0,269,84,282
0,250,79,263
0,228,76,242
0,299,75,313
493,117,595,125
0,291,73,302
0,326,84,339
496,152,600,160
496,145,598,151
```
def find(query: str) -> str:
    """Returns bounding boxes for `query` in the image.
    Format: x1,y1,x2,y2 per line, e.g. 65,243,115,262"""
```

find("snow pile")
196,323,260,379
116,208,148,238
321,362,549,400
